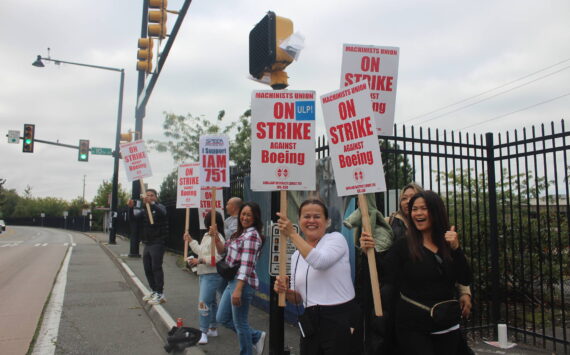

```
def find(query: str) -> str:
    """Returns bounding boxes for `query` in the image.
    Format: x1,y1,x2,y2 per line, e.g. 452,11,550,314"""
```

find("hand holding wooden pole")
358,194,383,316
139,180,154,225
278,190,288,307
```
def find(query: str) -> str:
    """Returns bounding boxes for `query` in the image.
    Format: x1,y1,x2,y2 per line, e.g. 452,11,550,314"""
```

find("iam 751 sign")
199,135,230,188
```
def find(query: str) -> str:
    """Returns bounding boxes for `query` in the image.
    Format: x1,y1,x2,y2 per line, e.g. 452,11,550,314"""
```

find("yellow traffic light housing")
78,139,90,162
148,0,168,39
249,11,294,89
120,132,133,142
23,124,35,153
137,38,154,73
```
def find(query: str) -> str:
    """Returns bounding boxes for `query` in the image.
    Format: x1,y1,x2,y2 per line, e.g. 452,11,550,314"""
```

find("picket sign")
250,90,317,308
321,81,388,316
199,135,230,267
120,140,154,224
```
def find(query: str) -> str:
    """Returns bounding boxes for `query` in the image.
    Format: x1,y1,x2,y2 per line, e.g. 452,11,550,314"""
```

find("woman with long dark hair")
365,190,471,354
214,202,266,355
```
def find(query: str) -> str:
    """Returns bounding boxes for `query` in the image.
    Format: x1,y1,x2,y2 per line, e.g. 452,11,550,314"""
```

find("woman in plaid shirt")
215,202,267,355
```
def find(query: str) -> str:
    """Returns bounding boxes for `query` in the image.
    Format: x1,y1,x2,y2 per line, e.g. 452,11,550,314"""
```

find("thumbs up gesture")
445,226,459,250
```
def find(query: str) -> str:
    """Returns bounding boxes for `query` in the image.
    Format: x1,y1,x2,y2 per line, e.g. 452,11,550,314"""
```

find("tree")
91,180,129,208
159,169,178,204
148,109,252,167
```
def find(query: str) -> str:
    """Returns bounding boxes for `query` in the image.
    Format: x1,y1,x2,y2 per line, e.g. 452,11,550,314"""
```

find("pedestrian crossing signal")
78,139,90,162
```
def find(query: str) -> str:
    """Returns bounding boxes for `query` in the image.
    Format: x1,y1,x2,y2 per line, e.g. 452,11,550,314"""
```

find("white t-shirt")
291,231,355,307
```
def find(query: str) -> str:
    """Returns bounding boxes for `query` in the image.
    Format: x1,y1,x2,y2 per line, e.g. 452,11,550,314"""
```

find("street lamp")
33,52,124,245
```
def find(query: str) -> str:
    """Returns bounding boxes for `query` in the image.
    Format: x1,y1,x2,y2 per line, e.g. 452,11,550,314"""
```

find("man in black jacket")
128,189,168,305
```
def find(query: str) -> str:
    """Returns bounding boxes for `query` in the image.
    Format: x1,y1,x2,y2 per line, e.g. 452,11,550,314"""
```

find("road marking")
32,246,72,355
118,259,176,328
35,243,41,247
64,243,69,246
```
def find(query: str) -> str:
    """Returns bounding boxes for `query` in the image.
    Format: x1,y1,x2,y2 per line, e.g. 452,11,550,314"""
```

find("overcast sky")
1,0,569,203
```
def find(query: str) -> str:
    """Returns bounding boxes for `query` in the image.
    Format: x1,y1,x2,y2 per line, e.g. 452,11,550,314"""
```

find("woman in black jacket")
363,190,472,355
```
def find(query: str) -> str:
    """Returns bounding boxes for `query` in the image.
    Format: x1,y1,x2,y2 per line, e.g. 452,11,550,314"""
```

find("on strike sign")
120,140,152,182
340,44,399,135
250,90,316,191
176,162,200,209
199,135,230,188
198,187,223,230
321,81,387,196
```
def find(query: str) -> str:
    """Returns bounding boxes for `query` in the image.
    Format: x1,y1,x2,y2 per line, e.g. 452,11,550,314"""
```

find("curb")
86,233,205,355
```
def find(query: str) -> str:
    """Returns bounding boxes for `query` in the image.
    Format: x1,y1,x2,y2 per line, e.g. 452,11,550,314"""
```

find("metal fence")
323,119,570,352
230,119,570,352
6,215,91,232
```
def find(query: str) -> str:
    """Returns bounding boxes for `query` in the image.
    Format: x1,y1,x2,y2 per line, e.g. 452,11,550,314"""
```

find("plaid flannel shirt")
224,227,262,289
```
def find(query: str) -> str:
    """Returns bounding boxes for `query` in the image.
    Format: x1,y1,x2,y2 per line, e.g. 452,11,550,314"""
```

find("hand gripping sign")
177,162,200,259
251,90,316,307
340,44,400,135
199,135,230,266
321,81,386,316
120,139,155,224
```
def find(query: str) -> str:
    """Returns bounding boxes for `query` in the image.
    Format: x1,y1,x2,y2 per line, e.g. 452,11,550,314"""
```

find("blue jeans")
198,273,226,333
216,279,262,355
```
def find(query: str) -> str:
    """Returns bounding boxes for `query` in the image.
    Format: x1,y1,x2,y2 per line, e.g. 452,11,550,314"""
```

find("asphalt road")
0,226,165,355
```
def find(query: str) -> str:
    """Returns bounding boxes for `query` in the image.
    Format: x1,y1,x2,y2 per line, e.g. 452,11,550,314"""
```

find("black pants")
143,242,165,293
300,300,363,355
396,328,460,355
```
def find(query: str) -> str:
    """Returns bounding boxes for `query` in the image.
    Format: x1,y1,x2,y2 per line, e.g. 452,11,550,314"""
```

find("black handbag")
216,258,239,281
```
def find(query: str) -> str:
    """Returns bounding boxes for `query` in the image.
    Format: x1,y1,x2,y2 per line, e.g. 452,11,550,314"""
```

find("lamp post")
33,53,124,245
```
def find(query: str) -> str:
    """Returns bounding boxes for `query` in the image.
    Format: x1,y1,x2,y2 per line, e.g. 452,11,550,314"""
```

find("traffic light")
23,124,35,153
249,11,294,89
78,139,89,162
120,132,133,142
137,38,154,73
148,0,168,39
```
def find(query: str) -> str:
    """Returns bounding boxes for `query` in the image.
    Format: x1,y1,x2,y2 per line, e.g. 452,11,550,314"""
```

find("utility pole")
82,175,86,205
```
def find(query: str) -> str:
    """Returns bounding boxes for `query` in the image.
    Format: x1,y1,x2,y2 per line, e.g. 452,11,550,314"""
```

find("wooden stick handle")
184,208,189,260
358,194,383,316
210,188,217,266
140,180,154,225
278,190,287,307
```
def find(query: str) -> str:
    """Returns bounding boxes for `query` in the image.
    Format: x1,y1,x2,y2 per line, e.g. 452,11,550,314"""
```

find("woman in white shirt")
274,199,362,355
184,211,226,345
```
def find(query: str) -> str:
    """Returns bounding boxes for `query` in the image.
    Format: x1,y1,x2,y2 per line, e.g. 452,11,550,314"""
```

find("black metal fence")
321,120,569,352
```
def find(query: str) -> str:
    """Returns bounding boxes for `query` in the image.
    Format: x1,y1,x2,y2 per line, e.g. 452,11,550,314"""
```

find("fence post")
485,132,501,331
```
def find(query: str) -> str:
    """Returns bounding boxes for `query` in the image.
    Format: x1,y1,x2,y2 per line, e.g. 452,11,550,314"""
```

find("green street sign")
91,147,113,156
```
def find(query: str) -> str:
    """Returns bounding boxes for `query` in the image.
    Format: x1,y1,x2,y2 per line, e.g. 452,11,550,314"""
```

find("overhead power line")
403,57,570,124
459,91,570,130
406,65,570,125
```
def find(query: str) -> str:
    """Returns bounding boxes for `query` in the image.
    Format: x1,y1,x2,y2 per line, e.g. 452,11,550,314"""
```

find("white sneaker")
142,292,156,302
254,331,266,355
198,332,208,345
148,293,166,305
206,328,218,337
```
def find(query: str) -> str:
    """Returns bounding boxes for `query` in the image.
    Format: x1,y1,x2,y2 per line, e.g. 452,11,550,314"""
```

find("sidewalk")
86,232,300,355
86,231,557,355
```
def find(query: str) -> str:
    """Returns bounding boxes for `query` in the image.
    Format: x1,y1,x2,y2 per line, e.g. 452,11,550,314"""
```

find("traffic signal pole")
130,0,193,255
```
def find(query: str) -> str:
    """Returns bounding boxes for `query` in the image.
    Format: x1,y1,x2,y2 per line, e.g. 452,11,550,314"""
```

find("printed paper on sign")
321,81,386,196
250,90,316,191
199,135,230,188
198,187,224,230
176,162,200,209
119,140,153,182
340,44,399,135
